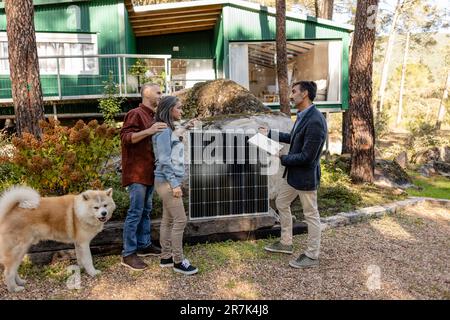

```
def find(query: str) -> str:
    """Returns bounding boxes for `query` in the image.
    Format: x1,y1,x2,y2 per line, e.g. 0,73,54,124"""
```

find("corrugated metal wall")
213,14,224,78
224,5,349,41
0,0,130,103
136,30,214,59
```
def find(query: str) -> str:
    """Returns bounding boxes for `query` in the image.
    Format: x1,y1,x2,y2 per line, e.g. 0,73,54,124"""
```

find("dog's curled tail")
0,185,40,223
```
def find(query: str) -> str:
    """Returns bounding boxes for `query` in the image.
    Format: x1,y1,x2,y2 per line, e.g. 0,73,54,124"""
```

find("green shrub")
375,109,391,141
317,159,363,216
99,71,125,126
406,115,450,161
0,119,120,195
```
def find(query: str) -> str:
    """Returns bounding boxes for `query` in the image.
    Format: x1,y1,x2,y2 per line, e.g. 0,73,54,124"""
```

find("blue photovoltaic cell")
189,131,269,219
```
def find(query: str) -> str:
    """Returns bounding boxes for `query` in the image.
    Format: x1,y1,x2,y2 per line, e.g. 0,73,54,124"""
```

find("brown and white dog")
0,186,116,292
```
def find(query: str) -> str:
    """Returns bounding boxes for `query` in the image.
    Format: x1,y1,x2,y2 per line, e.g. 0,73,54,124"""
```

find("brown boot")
121,253,148,271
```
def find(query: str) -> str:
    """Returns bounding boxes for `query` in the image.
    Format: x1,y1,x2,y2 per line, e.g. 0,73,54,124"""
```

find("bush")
318,159,362,214
0,119,120,195
375,109,391,141
406,115,450,161
99,71,125,126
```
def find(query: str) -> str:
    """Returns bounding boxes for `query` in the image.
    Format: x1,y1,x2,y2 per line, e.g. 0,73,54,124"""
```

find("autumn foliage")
0,119,120,195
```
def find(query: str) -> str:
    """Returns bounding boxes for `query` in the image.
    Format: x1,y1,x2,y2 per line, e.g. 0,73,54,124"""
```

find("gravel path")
1,203,449,300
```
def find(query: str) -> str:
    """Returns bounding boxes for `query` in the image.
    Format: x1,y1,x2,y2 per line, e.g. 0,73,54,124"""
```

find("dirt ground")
0,202,449,300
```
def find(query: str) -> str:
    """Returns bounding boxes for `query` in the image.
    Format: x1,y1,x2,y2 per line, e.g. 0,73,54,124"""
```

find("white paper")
248,133,283,155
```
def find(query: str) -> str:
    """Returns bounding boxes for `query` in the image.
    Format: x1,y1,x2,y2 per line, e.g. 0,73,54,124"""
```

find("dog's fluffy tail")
0,185,40,223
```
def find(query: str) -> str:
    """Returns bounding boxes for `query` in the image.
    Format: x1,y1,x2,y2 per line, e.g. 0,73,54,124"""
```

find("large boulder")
329,155,414,189
419,161,450,178
412,146,450,164
173,79,271,119
374,159,414,189
394,151,408,169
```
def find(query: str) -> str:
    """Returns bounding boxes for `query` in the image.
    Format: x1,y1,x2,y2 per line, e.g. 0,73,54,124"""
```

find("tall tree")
5,0,44,138
394,1,443,126
348,0,378,183
276,0,290,115
375,0,402,116
396,31,410,126
436,70,449,130
315,0,334,19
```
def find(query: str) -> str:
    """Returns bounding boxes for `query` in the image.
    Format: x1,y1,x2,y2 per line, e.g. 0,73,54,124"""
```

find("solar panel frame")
188,130,270,221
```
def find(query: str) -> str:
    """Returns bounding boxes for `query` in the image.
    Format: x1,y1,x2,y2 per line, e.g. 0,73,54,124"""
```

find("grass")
18,257,72,283
184,238,285,274
289,160,409,219
406,170,450,200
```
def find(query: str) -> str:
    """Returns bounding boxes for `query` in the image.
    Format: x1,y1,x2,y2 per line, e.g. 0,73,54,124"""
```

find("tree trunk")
376,0,402,115
436,70,449,129
396,31,410,126
5,0,45,138
276,0,290,115
315,0,334,19
349,0,379,183
341,110,352,154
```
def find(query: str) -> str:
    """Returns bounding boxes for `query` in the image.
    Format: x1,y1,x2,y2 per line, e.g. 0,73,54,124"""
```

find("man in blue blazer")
261,81,327,268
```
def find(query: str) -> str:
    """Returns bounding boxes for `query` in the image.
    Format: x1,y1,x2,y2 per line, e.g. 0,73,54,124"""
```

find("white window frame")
229,39,343,105
0,32,99,75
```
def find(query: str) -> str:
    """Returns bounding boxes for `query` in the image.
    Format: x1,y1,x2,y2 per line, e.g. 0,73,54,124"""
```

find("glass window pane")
82,43,97,73
69,43,83,74
0,42,9,73
170,59,214,91
37,43,48,72
0,33,99,75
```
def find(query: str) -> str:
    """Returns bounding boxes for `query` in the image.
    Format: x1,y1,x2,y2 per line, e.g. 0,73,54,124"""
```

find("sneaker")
173,259,198,275
264,241,293,254
137,243,162,257
121,254,148,271
160,257,174,268
289,254,319,269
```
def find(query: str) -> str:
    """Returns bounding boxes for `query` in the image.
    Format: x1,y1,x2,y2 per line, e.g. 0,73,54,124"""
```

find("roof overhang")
125,0,354,38
125,0,223,37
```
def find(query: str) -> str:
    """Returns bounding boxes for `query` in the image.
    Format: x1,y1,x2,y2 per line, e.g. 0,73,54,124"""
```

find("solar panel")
188,130,269,220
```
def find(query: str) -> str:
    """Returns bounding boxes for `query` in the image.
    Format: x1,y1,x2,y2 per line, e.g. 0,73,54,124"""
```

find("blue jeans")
122,183,154,257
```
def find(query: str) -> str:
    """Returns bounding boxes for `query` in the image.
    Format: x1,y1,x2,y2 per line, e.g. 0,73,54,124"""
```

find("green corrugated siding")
213,14,224,78
1,0,126,54
124,3,136,54
136,30,214,59
0,0,131,101
225,5,349,41
0,1,91,9
0,9,5,29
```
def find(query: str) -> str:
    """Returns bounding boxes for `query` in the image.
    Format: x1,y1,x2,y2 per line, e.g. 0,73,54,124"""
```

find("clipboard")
248,133,283,155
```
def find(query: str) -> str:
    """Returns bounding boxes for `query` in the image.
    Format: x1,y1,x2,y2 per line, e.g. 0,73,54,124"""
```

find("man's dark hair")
293,81,317,101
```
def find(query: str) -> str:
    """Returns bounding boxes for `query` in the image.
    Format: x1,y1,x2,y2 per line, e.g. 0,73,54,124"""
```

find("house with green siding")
0,0,353,118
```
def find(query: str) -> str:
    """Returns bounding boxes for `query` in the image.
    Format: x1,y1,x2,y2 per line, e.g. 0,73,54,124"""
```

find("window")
170,59,215,91
0,32,98,75
229,40,343,104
